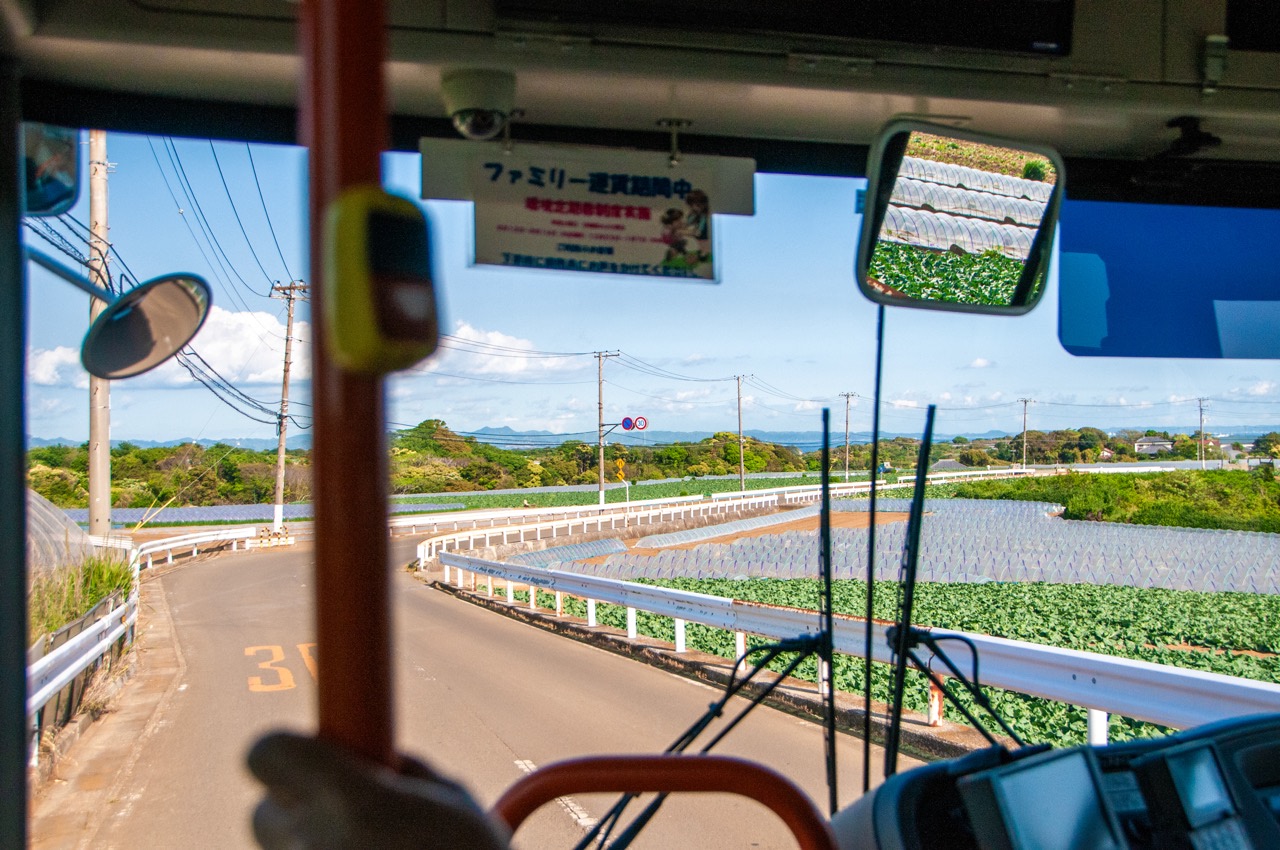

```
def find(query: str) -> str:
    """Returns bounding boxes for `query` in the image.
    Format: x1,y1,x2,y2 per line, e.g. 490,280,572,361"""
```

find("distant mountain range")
28,424,1277,452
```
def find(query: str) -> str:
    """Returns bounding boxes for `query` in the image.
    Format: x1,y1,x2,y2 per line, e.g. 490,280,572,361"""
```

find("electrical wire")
245,143,296,283
614,352,734,383
402,364,593,386
149,137,253,312
209,141,277,285
438,334,591,359
56,212,142,289
744,374,830,404
165,137,269,299
603,379,737,406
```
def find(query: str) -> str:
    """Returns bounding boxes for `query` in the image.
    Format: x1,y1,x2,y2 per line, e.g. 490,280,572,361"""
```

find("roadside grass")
28,553,134,642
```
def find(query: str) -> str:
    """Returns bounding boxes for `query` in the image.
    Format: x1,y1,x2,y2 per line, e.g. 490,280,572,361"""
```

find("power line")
147,137,289,342
1035,398,1188,408
57,213,140,287
209,141,277,285
603,379,736,406
743,374,830,404
245,143,296,282
149,137,252,312
403,364,593,386
165,137,268,299
174,352,278,427
438,334,590,358
614,352,733,383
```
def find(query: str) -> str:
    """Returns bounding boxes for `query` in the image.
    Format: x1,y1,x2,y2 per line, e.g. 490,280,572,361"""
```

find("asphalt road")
34,540,915,848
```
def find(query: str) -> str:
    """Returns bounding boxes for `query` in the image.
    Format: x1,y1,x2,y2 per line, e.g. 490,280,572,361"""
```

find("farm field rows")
514,486,1280,747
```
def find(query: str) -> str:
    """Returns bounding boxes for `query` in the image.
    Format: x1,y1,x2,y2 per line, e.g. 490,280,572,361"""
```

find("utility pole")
1198,397,1207,470
1018,397,1032,469
840,392,857,482
596,351,618,505
736,375,746,491
271,281,307,532
87,129,111,537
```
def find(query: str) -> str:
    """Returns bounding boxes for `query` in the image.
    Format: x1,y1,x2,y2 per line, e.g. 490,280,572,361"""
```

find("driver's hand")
247,731,511,850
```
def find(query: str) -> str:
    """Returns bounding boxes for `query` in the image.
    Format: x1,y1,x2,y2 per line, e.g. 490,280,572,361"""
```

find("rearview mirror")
22,123,79,217
856,120,1064,315
26,248,211,379
82,274,211,379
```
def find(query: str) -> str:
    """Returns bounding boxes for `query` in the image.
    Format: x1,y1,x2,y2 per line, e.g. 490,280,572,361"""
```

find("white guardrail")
26,591,139,765
411,471,1036,563
130,527,260,569
415,493,786,560
389,495,705,536
438,553,1280,743
26,592,138,717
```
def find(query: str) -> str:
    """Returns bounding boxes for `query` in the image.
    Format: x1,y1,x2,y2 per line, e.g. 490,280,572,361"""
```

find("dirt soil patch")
579,511,911,564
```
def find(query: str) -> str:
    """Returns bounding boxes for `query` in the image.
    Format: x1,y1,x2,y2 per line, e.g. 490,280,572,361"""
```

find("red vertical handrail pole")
299,0,395,765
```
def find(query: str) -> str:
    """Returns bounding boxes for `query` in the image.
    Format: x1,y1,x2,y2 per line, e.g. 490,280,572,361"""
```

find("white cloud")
423,321,588,378
85,305,309,389
1246,380,1277,397
30,396,74,418
28,346,87,388
965,358,995,369
890,399,921,409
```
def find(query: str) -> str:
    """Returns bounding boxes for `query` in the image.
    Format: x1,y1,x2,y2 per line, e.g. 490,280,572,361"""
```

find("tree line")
26,420,1279,508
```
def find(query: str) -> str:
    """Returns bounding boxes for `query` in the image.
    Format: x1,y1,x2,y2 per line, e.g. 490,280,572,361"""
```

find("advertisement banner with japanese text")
422,139,755,282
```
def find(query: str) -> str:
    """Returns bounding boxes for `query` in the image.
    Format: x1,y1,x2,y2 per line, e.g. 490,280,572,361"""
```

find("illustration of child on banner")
659,188,713,277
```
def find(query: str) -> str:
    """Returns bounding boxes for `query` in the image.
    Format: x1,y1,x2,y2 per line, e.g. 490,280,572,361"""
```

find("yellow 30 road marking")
297,643,318,681
245,645,297,692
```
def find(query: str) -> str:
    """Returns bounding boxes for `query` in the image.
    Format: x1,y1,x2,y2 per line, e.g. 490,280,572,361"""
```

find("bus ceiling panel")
48,0,451,29
7,0,1280,162
1163,0,1280,91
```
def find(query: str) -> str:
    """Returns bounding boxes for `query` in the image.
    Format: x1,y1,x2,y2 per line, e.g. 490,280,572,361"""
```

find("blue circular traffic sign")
621,417,635,430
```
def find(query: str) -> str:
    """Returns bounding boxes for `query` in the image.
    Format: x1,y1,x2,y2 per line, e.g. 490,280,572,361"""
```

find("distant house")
1098,448,1114,460
1135,436,1174,455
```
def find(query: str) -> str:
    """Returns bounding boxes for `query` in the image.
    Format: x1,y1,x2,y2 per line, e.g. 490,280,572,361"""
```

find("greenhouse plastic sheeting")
880,206,1035,259
637,505,820,548
510,538,627,567
568,499,1278,593
898,156,1054,202
890,177,1048,228
28,489,95,576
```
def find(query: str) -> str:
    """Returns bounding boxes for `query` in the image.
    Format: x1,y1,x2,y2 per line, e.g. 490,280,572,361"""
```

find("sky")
22,131,1280,446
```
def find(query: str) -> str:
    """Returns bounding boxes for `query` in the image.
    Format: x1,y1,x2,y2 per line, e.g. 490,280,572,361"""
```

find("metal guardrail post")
627,608,637,640
1088,709,1110,745
440,553,1280,733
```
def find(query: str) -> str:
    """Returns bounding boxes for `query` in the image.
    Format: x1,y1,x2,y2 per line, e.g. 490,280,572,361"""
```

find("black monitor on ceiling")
497,0,1075,56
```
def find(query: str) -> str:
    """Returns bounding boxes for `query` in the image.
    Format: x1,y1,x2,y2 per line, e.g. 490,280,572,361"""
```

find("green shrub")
1022,160,1047,181
28,554,134,642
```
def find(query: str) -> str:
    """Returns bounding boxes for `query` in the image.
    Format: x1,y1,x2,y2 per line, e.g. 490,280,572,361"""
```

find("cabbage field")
525,576,1277,749
515,495,1280,748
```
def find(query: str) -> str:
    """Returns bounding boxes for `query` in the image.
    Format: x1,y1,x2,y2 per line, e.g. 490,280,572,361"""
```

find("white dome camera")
440,69,517,141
